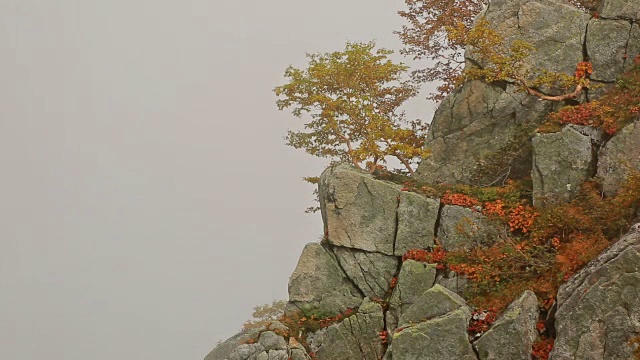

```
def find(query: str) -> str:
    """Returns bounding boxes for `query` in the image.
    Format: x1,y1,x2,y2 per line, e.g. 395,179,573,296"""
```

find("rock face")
416,80,551,185
416,0,592,185
587,19,640,82
532,125,596,205
320,163,439,256
416,0,639,186
550,223,640,360
597,119,640,196
387,260,438,333
309,298,385,360
599,0,640,19
319,164,400,255
205,325,312,360
396,191,440,256
391,286,477,360
287,243,363,315
474,291,539,360
397,284,469,327
205,327,266,360
205,1,640,359
438,205,503,250
436,270,469,295
333,247,399,300
478,0,589,80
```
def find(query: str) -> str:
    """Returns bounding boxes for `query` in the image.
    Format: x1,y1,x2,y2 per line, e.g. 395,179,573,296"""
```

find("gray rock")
289,350,310,360
319,164,400,255
416,81,551,185
332,246,399,300
599,0,640,20
416,0,591,186
252,350,289,360
382,346,393,360
395,191,440,256
257,331,287,352
289,349,310,360
532,125,595,206
398,284,469,328
438,205,503,251
391,308,477,360
266,350,288,360
474,290,539,360
387,260,437,333
550,223,640,360
204,327,265,360
587,19,639,82
630,23,640,69
436,270,469,296
288,338,311,360
597,119,640,196
309,298,385,360
477,0,589,83
288,243,363,315
228,343,266,360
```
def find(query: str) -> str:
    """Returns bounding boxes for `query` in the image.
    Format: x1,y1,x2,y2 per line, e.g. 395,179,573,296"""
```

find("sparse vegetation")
399,172,640,312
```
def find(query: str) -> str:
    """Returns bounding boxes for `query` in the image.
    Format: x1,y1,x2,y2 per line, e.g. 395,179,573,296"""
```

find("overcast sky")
0,1,436,359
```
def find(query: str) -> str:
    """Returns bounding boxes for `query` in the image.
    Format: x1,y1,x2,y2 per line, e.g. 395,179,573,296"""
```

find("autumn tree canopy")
396,0,600,101
396,0,486,101
274,42,429,174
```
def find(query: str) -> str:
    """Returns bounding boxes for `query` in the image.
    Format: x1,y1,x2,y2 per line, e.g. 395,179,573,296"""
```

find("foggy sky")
0,1,435,359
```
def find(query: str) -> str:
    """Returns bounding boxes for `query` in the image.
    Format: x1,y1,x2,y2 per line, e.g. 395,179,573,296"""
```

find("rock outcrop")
415,80,551,185
415,0,637,186
597,118,640,196
332,247,398,300
438,205,503,251
599,0,640,20
319,164,439,256
205,327,266,360
309,298,385,360
205,0,640,359
550,224,640,360
396,191,440,256
287,243,363,315
532,125,597,205
473,291,539,360
587,19,640,83
386,260,438,333
206,323,312,360
390,285,477,360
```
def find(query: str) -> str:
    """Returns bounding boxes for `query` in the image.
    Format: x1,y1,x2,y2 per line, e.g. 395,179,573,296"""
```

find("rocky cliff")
206,0,640,359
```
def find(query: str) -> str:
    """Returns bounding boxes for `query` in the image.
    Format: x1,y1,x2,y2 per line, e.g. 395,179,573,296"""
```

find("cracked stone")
532,125,595,206
319,164,401,255
332,246,399,300
398,284,469,328
597,118,640,196
473,290,539,360
387,260,437,333
395,191,440,256
309,298,385,360
551,223,640,360
598,0,640,20
438,205,503,251
288,243,363,316
391,308,477,360
587,18,640,83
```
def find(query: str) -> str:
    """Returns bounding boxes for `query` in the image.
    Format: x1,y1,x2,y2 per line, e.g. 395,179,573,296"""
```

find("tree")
396,0,486,101
274,41,429,174
242,300,287,330
448,18,593,102
396,0,600,101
